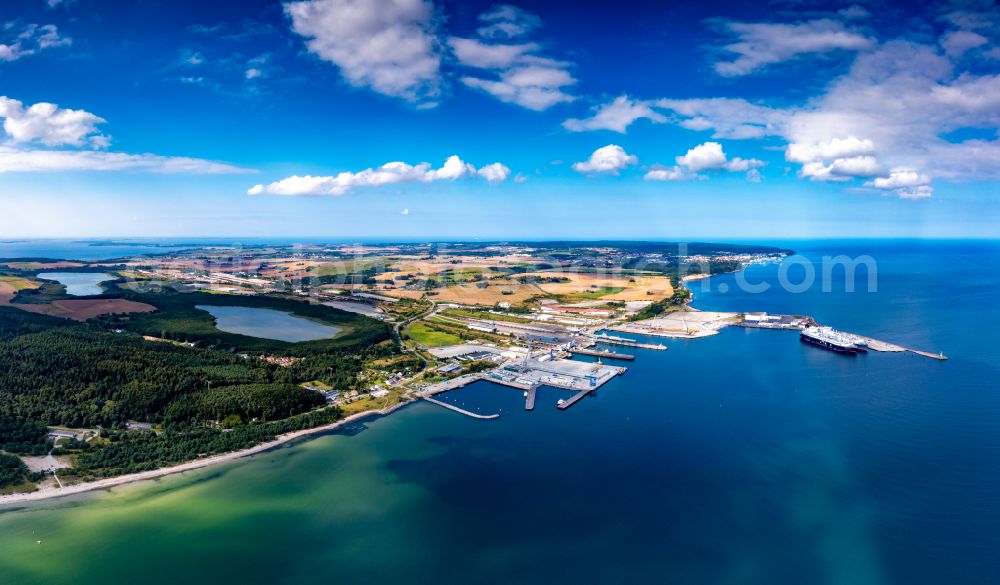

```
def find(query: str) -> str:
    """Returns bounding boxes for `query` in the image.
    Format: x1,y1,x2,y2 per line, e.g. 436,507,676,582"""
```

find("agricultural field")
0,276,40,305
0,261,85,270
518,271,674,301
0,275,40,292
0,275,155,320
422,281,543,305
311,257,388,277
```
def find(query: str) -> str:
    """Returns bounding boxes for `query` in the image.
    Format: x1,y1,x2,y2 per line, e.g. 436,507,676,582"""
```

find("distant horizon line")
3,236,999,243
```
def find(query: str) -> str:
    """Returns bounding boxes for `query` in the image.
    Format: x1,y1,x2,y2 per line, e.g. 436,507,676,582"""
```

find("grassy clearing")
407,322,462,347
301,379,333,391
441,308,535,324
339,388,407,416
565,286,626,300
0,481,39,495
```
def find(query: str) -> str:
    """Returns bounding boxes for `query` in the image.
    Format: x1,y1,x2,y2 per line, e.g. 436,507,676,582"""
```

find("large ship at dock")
800,326,867,354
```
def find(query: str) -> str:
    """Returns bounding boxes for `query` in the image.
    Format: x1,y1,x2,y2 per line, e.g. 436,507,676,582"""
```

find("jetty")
841,332,948,361
557,388,594,410
589,334,666,351
569,347,635,360
525,387,536,410
422,373,484,396
422,395,499,419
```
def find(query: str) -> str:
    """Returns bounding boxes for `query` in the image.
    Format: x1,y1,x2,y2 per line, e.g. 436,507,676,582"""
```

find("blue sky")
0,0,998,239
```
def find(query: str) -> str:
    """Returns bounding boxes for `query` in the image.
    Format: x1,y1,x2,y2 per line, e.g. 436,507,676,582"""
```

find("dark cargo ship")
800,326,867,354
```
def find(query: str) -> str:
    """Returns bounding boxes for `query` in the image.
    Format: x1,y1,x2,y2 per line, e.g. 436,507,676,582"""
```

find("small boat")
557,398,566,406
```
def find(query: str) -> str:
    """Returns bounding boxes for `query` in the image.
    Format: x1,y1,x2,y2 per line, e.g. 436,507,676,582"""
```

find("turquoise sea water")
0,240,997,584
196,305,343,342
36,272,113,296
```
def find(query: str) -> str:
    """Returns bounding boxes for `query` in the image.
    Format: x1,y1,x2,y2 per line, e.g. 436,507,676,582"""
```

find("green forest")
0,299,397,485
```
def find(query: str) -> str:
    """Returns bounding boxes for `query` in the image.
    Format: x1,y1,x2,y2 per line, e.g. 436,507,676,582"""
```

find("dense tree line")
0,453,31,489
0,415,50,455
0,306,397,477
196,384,325,423
72,407,343,478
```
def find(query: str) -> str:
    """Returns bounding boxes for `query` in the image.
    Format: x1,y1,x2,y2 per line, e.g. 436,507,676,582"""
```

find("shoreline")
0,398,416,508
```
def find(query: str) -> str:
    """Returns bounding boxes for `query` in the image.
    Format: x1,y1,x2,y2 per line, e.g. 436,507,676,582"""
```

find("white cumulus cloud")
800,156,882,181
865,168,933,198
285,0,442,105
647,141,765,182
676,141,728,171
476,162,511,182
644,166,689,181
563,95,666,133
785,136,876,164
248,155,510,196
0,97,107,147
572,144,637,174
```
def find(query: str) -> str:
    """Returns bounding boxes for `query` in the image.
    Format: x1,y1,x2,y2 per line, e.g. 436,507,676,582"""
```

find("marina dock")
422,396,499,419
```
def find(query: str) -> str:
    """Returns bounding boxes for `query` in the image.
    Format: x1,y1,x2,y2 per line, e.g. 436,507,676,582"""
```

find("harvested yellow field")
521,272,674,301
371,280,541,304
428,282,541,304
390,253,541,278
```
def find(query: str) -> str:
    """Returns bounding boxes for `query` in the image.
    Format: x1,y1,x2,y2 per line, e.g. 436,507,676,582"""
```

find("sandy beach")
0,399,415,507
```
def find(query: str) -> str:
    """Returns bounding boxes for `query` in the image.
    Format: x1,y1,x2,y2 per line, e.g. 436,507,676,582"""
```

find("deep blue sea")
0,240,997,585
427,240,1000,584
